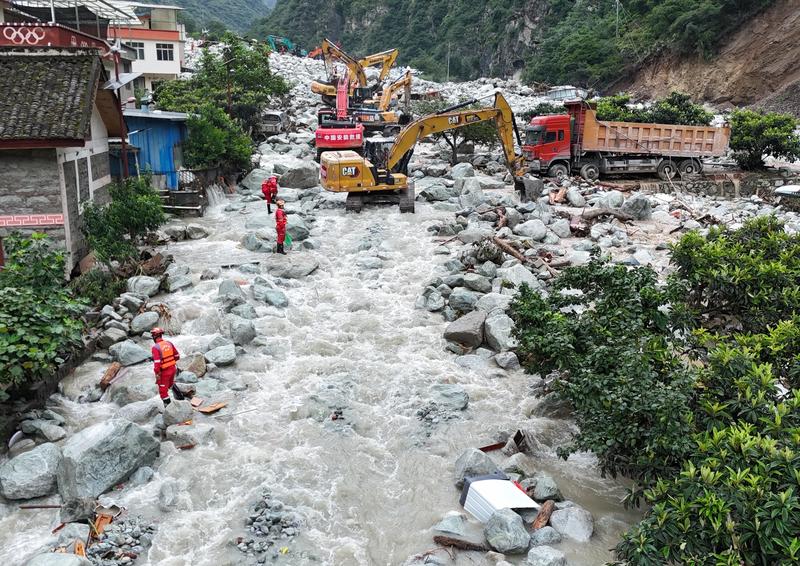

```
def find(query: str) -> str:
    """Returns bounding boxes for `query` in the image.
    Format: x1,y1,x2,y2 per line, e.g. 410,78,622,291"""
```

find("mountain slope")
252,0,783,102
146,0,275,33
617,0,800,106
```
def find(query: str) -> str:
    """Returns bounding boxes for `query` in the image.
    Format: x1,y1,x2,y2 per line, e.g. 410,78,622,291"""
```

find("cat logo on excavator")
447,116,460,125
341,165,360,177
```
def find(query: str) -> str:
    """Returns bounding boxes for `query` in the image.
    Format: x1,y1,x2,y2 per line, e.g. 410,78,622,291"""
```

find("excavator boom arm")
358,48,399,83
320,38,367,86
387,93,525,176
378,70,412,111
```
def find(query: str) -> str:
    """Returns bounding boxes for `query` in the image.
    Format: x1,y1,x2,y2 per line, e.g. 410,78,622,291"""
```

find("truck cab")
523,114,572,178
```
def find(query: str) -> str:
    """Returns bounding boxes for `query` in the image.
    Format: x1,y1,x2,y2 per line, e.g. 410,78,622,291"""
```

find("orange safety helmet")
151,327,164,339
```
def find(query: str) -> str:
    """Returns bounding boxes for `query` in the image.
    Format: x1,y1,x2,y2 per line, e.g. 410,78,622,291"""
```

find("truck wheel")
548,163,569,180
579,163,600,181
678,159,702,176
657,160,678,181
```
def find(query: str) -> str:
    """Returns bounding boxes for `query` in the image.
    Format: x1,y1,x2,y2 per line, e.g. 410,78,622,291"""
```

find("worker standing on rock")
151,327,181,405
261,175,279,213
275,199,287,254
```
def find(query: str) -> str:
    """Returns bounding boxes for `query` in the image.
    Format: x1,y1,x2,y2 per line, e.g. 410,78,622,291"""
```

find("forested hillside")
252,0,776,90
146,0,275,33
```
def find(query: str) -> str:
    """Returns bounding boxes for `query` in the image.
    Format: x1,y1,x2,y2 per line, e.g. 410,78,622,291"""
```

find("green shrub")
0,232,67,292
69,269,126,308
728,108,800,170
596,92,712,125
184,104,252,170
669,216,800,333
81,175,165,268
0,233,85,401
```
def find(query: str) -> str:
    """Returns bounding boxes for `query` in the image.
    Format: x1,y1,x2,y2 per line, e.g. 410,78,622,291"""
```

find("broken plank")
478,441,506,453
99,362,122,391
433,535,488,552
531,500,556,530
197,402,227,414
190,397,204,408
492,237,528,264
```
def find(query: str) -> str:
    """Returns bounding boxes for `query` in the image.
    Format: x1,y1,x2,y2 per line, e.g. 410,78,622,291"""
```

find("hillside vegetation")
146,0,275,33
253,0,776,90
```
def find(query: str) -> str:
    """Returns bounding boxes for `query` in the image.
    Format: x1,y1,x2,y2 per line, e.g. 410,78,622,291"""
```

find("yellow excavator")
310,39,399,106
351,69,413,135
320,92,527,213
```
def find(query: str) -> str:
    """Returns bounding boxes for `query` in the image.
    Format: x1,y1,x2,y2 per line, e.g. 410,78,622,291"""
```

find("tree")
184,104,252,170
411,99,499,164
728,108,800,169
81,175,165,269
519,102,563,122
155,32,288,137
0,233,85,401
596,92,712,125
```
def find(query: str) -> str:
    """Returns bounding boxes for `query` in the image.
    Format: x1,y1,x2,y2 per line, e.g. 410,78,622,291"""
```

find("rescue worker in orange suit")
275,199,287,254
261,176,279,213
151,327,180,405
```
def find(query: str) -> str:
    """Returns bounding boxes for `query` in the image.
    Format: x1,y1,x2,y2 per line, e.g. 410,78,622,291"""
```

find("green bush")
728,108,800,170
81,175,165,268
184,104,252,170
69,269,126,308
155,32,288,138
596,92,712,125
0,233,85,401
669,216,800,333
0,232,67,292
511,217,800,563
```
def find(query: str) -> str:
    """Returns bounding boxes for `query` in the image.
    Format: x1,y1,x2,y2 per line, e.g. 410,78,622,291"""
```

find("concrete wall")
647,171,800,199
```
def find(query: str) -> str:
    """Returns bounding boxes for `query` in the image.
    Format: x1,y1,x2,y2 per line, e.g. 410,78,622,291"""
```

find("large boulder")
205,343,236,366
107,366,156,406
475,293,512,314
98,327,128,349
262,255,319,279
529,526,562,546
166,422,215,446
464,273,492,294
533,473,563,502
501,264,540,289
484,312,517,351
57,419,159,500
116,398,162,423
459,178,488,208
444,311,486,348
485,508,531,554
279,161,318,189
229,315,256,345
163,400,194,427
126,276,161,297
25,555,92,566
549,505,594,542
430,384,469,412
526,546,567,566
419,183,458,202
109,340,151,366
514,219,547,241
186,224,209,239
621,193,652,220
241,168,272,192
449,287,480,312
0,443,61,500
287,215,310,241
254,285,289,307
450,162,475,179
130,311,160,335
454,447,500,488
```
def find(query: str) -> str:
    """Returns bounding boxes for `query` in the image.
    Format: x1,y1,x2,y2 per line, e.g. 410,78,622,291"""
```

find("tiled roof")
0,53,102,141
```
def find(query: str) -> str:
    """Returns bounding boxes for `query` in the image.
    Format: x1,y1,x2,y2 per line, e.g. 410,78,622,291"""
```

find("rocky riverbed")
1,51,799,566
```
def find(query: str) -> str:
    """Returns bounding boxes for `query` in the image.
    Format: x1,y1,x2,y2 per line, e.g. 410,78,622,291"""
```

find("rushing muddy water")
0,189,641,566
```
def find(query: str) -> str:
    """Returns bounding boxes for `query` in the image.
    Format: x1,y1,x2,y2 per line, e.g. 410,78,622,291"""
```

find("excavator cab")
363,137,395,170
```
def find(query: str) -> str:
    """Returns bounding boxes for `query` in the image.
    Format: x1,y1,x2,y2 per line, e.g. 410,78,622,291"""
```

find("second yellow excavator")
319,91,528,213
310,39,399,106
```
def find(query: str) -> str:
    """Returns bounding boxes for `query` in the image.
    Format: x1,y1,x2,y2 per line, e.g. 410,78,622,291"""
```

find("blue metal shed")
122,108,189,190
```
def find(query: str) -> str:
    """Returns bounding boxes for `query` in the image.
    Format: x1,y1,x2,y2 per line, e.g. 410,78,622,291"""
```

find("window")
558,130,565,141
156,43,174,61
545,131,557,143
129,41,145,60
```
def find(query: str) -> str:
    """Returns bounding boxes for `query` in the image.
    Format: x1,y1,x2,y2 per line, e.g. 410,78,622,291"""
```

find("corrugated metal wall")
125,116,187,189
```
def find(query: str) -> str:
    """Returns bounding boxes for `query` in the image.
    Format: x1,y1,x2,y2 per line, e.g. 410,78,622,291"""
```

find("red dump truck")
523,100,731,181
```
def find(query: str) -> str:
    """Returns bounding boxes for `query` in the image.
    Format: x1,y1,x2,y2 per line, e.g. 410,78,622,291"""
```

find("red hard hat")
151,327,164,338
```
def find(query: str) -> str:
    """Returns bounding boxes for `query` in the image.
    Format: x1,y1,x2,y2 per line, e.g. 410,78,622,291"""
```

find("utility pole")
446,42,451,82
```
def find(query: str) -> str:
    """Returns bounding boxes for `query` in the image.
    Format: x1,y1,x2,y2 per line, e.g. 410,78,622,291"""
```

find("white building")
110,2,186,93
